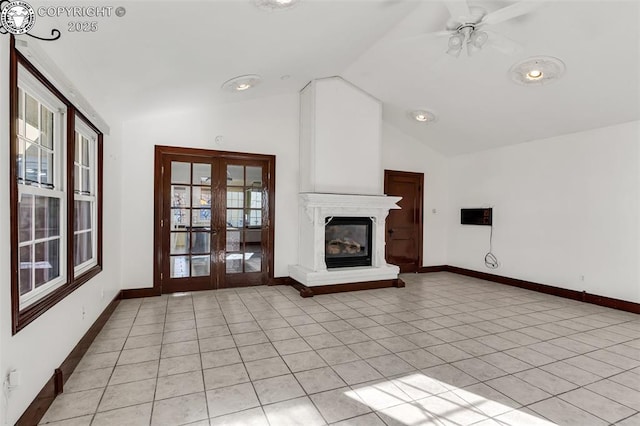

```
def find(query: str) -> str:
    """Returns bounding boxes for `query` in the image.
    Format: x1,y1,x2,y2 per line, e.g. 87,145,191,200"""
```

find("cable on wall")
485,222,499,269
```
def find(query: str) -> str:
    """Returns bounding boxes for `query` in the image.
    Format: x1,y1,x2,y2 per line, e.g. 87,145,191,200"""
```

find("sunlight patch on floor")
344,373,557,425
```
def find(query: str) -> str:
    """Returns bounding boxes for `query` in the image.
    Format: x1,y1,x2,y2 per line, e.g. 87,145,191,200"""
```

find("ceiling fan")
429,1,542,57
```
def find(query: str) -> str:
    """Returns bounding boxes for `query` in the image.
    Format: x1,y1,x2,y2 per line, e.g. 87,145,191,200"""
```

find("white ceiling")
26,0,640,155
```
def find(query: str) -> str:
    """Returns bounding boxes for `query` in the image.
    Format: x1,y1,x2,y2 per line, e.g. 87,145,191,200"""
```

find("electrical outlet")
580,275,585,282
101,288,104,299
82,305,86,319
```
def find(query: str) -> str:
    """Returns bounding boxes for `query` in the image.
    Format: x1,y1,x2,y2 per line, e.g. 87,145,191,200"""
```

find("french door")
155,146,275,293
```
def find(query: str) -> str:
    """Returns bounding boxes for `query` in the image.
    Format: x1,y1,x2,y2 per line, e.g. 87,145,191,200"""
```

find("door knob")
212,228,219,235
388,229,395,235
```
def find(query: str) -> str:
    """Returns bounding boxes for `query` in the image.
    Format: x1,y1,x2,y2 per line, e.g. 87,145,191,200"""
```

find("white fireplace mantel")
289,193,402,287
299,193,401,223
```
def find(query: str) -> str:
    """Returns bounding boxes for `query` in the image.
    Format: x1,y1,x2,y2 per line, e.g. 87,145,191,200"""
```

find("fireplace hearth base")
287,276,405,298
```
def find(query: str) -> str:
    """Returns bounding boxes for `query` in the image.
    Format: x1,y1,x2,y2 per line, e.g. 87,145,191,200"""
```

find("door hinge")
161,165,164,174
161,219,164,227
160,272,163,280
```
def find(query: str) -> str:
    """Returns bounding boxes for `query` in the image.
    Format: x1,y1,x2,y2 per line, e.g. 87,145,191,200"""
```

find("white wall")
119,94,300,288
381,123,449,267
0,37,123,425
447,121,640,303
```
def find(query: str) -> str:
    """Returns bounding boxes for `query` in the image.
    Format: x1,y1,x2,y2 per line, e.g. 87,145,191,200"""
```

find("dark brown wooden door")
156,147,274,294
384,170,423,273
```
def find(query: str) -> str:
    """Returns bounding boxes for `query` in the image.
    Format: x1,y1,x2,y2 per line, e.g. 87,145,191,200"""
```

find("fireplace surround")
289,193,401,287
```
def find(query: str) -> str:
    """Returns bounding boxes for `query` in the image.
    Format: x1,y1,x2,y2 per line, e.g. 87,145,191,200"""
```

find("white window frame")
17,65,68,310
73,118,98,275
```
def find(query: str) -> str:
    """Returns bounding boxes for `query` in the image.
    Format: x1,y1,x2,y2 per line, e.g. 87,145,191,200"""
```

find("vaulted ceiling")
27,0,640,155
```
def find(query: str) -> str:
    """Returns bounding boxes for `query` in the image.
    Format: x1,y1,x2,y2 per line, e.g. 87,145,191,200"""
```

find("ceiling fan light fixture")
448,33,464,49
254,0,299,11
509,56,566,86
446,33,464,57
409,109,437,124
470,30,488,48
221,74,262,92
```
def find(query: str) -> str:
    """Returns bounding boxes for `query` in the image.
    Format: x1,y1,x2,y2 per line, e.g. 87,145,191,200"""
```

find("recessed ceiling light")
255,0,299,11
408,110,437,124
221,75,262,92
510,56,565,86
526,69,543,80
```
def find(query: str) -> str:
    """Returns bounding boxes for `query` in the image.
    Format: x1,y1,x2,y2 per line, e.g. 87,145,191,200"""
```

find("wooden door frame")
384,169,424,272
153,145,276,294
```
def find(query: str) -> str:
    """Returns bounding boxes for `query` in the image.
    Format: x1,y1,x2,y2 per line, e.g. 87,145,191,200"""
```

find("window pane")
171,186,190,207
192,163,211,185
81,136,90,166
74,231,93,266
245,229,262,246
82,168,91,193
75,133,80,163
35,196,60,239
34,239,60,288
74,164,80,192
17,138,25,181
74,200,92,232
226,210,243,228
226,230,241,252
171,208,189,228
246,166,262,186
226,256,243,274
244,252,262,272
25,92,39,138
192,187,211,208
18,88,24,136
170,232,189,255
226,188,244,208
19,246,32,296
191,255,210,277
191,232,210,254
41,106,54,149
25,143,39,182
170,256,190,278
248,190,262,209
19,194,33,242
227,165,244,186
191,209,210,227
248,209,262,227
171,162,190,184
41,151,53,187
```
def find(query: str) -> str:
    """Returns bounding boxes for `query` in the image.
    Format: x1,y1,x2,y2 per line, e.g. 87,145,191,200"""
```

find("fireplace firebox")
325,217,372,268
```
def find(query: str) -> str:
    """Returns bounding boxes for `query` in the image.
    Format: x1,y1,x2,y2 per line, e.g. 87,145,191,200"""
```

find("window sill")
14,265,102,334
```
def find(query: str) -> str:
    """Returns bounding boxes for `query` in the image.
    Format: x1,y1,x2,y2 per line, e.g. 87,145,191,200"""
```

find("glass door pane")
225,164,264,275
169,161,213,280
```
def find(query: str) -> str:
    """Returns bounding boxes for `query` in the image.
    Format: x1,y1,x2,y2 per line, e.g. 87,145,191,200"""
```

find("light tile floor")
40,272,640,425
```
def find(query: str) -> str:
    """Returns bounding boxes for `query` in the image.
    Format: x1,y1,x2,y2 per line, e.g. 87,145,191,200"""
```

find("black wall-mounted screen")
461,208,492,226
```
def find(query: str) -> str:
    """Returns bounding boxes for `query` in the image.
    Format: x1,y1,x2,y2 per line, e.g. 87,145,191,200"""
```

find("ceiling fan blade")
367,30,451,54
483,1,542,26
385,30,451,46
444,0,471,22
484,30,523,55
